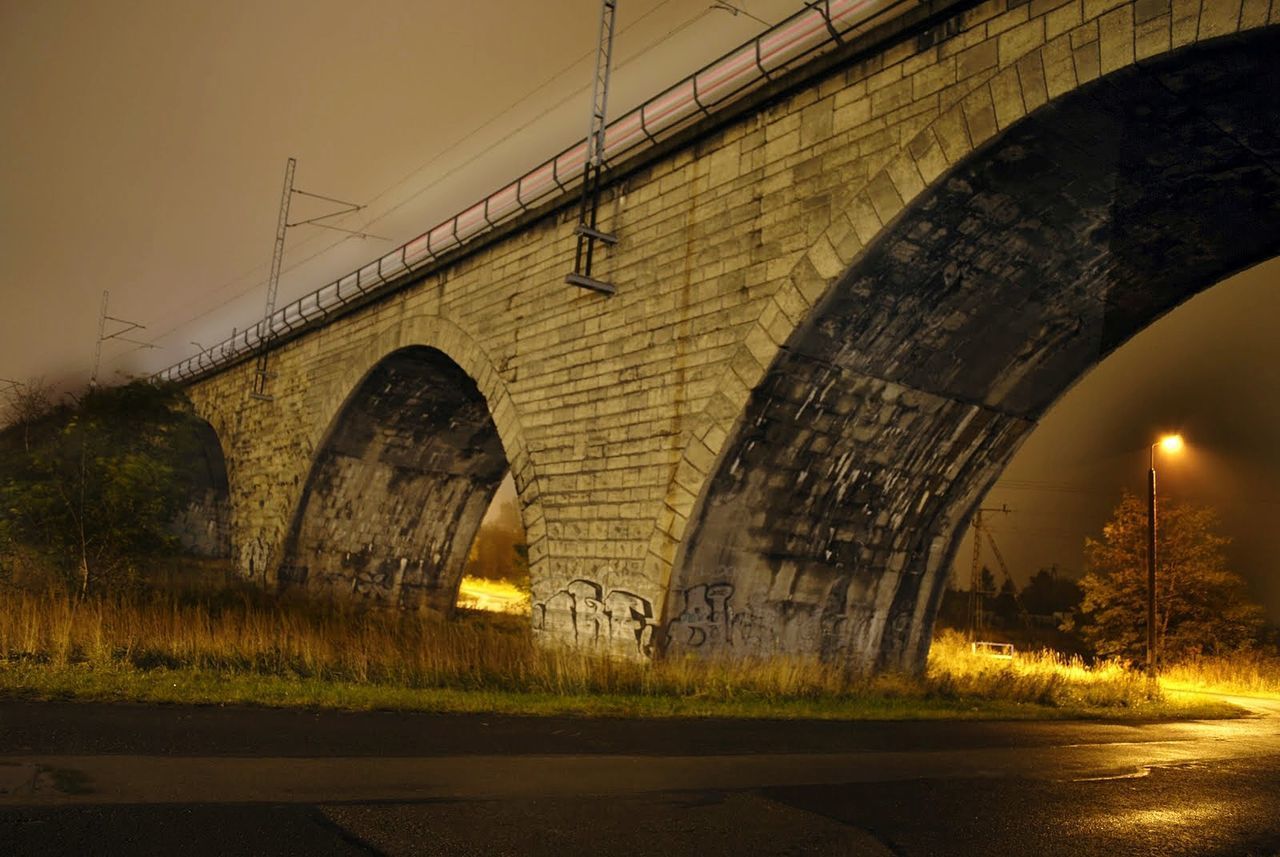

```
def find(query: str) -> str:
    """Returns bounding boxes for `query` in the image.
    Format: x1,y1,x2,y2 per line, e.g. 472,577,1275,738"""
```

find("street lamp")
1147,433,1184,678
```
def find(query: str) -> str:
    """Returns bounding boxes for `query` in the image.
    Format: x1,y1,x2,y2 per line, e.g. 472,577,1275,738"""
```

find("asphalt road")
2,694,1279,856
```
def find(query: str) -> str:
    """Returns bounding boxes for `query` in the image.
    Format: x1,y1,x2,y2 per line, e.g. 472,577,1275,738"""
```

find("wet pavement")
1,694,1278,855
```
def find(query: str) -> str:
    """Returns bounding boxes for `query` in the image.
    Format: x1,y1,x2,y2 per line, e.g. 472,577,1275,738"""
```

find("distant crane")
967,504,1031,639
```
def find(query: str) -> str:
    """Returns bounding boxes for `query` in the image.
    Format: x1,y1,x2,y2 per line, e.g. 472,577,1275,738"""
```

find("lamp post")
1146,433,1184,678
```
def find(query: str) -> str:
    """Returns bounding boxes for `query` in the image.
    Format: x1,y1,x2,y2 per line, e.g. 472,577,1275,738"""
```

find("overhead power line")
138,0,738,353
710,2,775,27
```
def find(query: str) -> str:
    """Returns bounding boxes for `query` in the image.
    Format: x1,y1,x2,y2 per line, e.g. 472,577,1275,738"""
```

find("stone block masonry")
186,2,1280,670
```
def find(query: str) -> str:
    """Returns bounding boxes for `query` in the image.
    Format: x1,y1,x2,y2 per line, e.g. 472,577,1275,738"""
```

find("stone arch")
279,314,545,614
169,415,233,559
654,19,1280,669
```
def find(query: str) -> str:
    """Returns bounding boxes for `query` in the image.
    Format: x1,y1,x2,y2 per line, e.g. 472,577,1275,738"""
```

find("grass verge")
0,662,1239,721
0,588,1244,721
1158,651,1280,698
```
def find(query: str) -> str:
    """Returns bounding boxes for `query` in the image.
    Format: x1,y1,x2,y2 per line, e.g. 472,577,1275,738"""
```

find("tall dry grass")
926,630,1156,708
0,584,1172,709
1161,651,1280,696
2,588,534,689
0,587,852,698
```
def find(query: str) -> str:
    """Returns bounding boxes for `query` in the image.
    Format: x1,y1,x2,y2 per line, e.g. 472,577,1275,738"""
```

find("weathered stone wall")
187,0,1280,667
667,26,1280,668
169,419,232,559
278,347,507,614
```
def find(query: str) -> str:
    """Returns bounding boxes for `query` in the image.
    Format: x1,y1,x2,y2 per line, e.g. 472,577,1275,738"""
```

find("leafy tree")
0,380,207,596
978,565,996,596
1077,492,1265,663
1022,566,1083,618
2,378,55,453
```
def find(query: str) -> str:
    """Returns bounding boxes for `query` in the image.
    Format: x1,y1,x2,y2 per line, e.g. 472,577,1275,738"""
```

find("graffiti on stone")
533,578,657,656
350,565,395,600
604,589,657,653
665,582,736,650
665,576,877,660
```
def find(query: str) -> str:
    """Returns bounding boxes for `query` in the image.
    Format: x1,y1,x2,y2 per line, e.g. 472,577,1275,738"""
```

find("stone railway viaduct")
176,0,1280,671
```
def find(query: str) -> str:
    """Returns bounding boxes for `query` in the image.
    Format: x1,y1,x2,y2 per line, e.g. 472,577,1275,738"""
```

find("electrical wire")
345,2,719,238
140,0,721,353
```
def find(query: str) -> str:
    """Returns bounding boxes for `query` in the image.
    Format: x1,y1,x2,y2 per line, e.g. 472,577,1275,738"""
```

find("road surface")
2,694,1278,855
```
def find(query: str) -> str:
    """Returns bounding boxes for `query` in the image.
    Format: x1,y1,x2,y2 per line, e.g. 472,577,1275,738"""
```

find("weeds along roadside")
1160,651,1280,697
0,577,1238,714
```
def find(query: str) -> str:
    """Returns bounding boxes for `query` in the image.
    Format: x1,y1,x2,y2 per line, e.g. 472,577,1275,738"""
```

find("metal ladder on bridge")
565,0,620,296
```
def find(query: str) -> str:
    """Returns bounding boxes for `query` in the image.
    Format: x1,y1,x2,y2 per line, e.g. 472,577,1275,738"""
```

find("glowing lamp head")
1158,434,1185,455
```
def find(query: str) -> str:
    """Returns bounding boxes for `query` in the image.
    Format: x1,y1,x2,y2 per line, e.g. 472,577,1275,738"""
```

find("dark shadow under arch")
280,345,508,614
170,417,232,559
665,28,1280,671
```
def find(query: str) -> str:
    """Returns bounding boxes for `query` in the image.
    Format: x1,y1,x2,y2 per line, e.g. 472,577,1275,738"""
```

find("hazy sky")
0,0,801,385
3,2,1277,620
958,259,1280,621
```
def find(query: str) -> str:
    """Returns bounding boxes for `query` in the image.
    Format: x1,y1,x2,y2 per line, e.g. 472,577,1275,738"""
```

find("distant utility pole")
967,504,1012,640
90,290,154,389
251,158,372,402
565,0,619,296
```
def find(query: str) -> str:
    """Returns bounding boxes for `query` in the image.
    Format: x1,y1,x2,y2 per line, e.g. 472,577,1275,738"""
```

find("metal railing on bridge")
157,0,917,384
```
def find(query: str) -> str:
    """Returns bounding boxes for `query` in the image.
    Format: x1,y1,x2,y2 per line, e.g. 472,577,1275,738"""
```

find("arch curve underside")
169,418,232,559
280,346,508,614
666,30,1280,671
